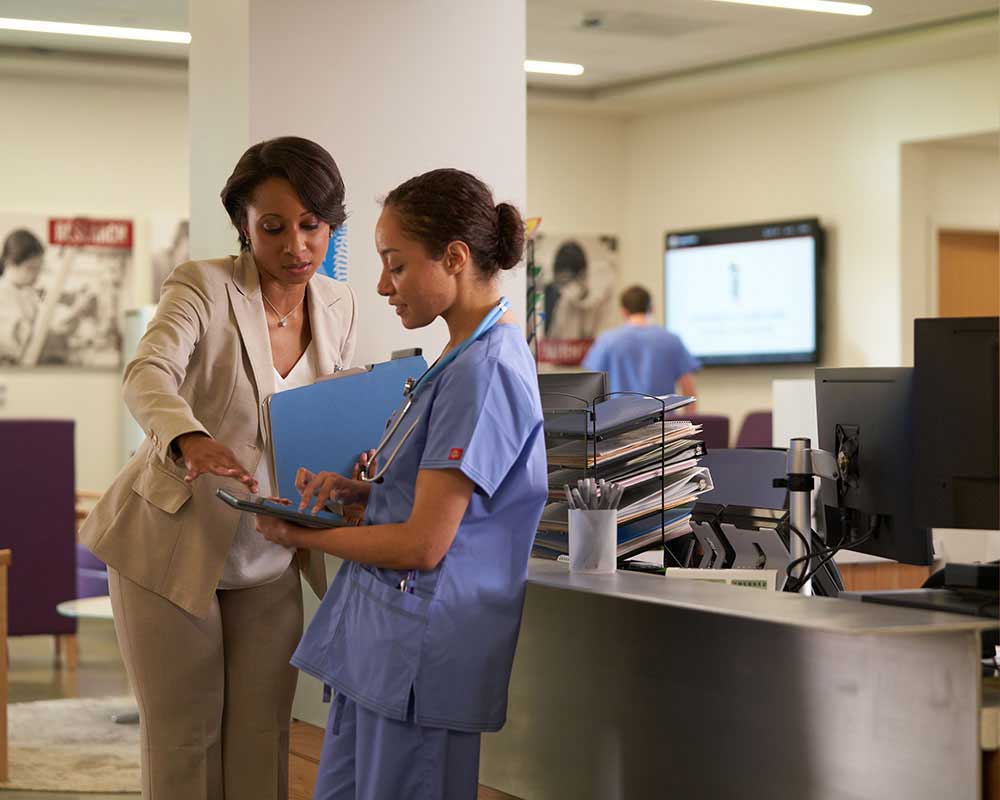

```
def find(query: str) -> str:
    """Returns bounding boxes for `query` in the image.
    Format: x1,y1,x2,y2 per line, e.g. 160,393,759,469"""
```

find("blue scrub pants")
314,694,482,800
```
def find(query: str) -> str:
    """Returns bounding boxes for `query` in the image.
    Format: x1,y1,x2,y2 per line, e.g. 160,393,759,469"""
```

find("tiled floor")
4,619,137,799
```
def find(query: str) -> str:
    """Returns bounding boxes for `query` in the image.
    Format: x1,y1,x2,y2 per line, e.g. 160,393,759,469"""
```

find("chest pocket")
330,566,430,717
131,461,192,514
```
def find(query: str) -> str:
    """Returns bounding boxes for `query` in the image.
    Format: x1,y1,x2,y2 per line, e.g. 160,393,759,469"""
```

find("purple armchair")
0,420,78,664
736,411,773,449
76,544,109,598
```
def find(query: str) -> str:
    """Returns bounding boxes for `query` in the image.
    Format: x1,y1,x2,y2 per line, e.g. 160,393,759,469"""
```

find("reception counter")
293,559,996,799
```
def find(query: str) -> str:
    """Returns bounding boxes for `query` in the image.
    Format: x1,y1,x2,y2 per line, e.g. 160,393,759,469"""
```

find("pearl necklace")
262,292,304,328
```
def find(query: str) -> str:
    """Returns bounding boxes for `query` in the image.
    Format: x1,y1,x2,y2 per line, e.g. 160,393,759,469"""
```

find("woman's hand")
176,432,258,492
296,466,371,514
255,514,304,548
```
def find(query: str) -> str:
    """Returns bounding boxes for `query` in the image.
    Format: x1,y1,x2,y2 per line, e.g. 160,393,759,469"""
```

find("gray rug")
1,695,140,792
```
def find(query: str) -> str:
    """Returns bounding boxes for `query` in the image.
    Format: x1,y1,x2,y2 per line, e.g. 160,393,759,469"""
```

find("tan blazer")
80,251,357,617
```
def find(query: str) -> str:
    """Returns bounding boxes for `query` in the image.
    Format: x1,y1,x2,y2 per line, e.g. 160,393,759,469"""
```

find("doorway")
938,229,1000,317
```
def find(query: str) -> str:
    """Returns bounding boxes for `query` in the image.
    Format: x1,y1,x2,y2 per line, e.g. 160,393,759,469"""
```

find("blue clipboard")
267,354,427,500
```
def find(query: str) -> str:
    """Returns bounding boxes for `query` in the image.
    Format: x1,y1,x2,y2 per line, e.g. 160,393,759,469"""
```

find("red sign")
538,338,594,367
49,218,133,249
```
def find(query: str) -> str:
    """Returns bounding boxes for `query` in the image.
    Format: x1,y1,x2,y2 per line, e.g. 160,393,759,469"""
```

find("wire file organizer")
535,391,712,571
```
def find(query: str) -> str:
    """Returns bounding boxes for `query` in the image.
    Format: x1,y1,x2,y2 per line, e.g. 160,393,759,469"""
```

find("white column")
190,0,526,363
189,0,526,728
188,0,251,259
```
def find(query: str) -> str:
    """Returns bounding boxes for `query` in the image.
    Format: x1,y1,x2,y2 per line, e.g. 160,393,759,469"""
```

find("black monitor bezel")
912,316,999,530
537,370,610,410
664,217,823,366
815,367,934,566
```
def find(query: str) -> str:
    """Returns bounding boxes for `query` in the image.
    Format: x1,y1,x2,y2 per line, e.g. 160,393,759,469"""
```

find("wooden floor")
5,619,519,800
290,720,520,800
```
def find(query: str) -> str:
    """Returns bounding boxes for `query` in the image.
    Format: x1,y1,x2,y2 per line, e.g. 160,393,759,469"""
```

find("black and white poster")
0,215,132,368
150,215,189,302
535,233,618,365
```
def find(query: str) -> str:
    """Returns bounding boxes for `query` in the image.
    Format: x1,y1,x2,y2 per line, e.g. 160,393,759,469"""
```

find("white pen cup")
568,509,617,574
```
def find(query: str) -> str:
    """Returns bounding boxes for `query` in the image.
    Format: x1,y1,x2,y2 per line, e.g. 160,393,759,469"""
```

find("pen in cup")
565,478,622,511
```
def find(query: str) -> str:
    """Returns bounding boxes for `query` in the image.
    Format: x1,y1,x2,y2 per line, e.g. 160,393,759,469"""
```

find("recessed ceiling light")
709,0,872,16
524,60,585,77
0,17,191,44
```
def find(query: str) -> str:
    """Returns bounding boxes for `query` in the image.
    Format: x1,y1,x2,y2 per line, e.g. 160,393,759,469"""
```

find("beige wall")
527,111,628,235
0,66,189,490
901,140,1000,363
529,52,999,438
2,48,996,489
925,143,1000,226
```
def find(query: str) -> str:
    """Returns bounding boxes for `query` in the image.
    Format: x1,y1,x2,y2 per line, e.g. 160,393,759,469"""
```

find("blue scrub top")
582,323,700,397
291,323,548,733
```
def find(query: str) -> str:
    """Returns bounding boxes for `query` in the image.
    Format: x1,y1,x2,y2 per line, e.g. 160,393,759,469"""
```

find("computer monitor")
815,367,933,566
913,317,999,530
537,370,609,410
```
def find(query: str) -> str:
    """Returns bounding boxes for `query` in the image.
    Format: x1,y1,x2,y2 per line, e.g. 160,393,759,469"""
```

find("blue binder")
267,354,427,500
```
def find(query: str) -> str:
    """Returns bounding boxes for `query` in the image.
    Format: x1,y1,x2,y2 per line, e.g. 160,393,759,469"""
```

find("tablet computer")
216,489,349,529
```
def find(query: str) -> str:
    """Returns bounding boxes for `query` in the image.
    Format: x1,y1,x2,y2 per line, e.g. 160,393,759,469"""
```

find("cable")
785,510,857,592
784,522,818,588
787,515,879,592
797,528,874,589
784,507,868,591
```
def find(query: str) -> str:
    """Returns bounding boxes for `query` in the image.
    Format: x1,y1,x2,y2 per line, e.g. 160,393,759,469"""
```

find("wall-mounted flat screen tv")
664,218,822,366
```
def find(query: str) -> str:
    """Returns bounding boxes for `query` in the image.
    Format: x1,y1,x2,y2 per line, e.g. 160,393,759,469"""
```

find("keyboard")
861,588,999,619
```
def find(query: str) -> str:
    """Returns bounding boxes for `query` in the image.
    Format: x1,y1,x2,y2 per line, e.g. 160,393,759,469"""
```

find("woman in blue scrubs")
255,168,549,799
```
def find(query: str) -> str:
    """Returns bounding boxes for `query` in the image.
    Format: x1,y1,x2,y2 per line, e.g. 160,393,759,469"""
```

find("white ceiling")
0,0,188,59
526,0,998,90
0,0,995,91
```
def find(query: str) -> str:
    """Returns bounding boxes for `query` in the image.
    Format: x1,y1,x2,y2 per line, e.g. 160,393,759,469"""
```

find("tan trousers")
109,564,303,800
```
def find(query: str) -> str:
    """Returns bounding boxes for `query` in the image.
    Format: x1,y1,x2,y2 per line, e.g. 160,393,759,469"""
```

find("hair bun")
494,203,525,271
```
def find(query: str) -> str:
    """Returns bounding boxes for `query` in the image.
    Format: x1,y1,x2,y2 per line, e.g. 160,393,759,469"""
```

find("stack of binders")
533,395,715,560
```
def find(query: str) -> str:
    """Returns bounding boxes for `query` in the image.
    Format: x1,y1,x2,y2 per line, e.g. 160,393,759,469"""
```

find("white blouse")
218,340,320,590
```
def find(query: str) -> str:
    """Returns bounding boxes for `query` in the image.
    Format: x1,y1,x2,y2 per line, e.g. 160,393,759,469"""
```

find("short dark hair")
220,136,347,251
383,169,524,278
553,241,586,278
620,285,652,314
0,229,44,276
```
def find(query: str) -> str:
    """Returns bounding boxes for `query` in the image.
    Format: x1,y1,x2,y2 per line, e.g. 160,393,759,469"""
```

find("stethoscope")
358,296,511,485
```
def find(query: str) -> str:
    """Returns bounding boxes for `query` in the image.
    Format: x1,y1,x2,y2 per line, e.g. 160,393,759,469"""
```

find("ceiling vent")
576,10,717,38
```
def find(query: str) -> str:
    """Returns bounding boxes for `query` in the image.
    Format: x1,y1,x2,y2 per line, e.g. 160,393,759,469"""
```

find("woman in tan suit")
79,136,357,800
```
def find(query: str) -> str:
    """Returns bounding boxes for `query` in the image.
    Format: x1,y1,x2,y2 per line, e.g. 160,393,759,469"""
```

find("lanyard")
359,296,510,484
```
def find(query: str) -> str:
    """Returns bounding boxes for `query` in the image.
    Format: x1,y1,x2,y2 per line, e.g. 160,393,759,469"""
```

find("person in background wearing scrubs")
583,284,700,407
254,168,548,799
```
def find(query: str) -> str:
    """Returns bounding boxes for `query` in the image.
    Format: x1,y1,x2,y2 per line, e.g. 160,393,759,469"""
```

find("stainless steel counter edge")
526,558,997,635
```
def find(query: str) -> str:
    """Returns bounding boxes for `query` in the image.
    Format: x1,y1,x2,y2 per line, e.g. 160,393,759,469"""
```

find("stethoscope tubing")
359,297,510,484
